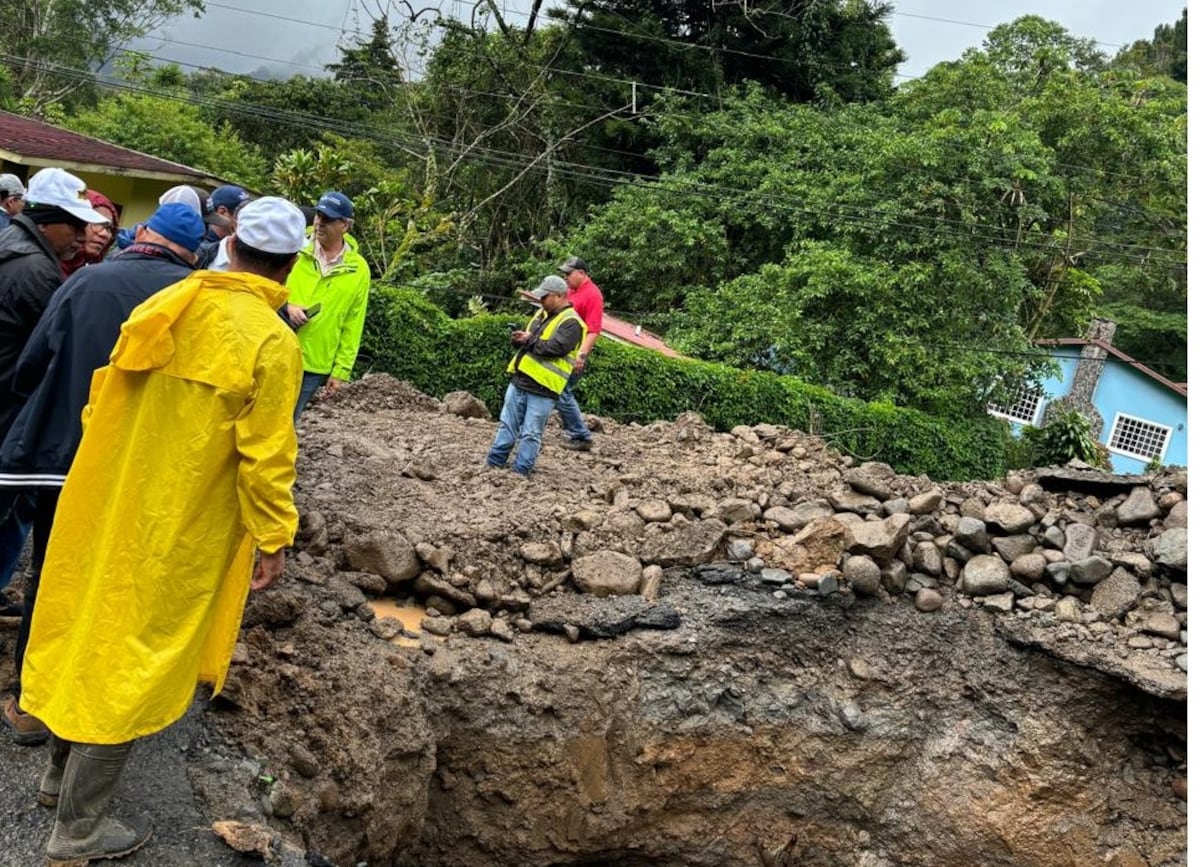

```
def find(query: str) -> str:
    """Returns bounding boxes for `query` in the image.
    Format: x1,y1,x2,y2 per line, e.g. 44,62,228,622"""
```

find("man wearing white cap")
0,174,26,230
19,196,307,865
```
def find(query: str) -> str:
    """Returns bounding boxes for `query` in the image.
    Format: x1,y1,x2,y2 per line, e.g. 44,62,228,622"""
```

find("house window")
1107,413,1172,463
988,384,1044,426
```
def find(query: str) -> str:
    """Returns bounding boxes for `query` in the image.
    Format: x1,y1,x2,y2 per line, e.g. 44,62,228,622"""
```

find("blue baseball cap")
146,202,206,253
208,185,249,213
314,191,353,220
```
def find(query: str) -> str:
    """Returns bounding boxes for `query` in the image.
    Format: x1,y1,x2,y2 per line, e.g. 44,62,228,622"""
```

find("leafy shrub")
358,286,1009,481
1021,410,1111,470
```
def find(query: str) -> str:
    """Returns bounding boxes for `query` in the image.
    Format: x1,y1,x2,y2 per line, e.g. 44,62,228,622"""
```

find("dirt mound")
176,375,1187,867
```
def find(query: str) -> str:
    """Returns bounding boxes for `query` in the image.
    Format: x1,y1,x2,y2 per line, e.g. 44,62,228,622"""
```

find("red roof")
601,314,683,358
0,111,220,182
1038,337,1187,398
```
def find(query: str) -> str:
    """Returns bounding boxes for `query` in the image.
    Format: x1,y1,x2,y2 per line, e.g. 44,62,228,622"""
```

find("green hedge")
359,286,1008,480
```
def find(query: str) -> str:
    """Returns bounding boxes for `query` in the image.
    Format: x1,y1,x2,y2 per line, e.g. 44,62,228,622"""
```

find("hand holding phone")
305,303,322,318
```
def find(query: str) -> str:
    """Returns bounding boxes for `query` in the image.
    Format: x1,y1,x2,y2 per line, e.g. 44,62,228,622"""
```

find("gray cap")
0,174,26,198
529,275,568,300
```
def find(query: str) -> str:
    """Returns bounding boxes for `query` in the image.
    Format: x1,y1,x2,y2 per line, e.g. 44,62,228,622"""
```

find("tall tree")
1113,9,1187,83
0,0,204,113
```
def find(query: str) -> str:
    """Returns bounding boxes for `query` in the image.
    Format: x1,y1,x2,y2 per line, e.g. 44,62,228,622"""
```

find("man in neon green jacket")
283,191,371,423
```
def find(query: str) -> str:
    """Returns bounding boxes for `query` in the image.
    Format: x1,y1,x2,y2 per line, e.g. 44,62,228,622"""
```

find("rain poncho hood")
21,269,302,744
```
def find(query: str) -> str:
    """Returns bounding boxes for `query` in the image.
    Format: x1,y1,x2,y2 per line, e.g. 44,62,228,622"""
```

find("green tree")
1114,10,1187,83
0,0,203,113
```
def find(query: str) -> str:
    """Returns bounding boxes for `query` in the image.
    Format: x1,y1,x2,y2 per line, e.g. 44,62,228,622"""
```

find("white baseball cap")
158,185,203,214
0,174,25,198
234,196,307,254
25,168,109,223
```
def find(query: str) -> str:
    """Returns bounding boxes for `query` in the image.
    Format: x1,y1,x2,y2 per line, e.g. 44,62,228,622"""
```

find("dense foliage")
360,286,1009,480
2,4,1185,447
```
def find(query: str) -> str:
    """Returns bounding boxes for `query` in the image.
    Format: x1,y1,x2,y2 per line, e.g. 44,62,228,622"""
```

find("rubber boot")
37,735,72,807
45,742,152,866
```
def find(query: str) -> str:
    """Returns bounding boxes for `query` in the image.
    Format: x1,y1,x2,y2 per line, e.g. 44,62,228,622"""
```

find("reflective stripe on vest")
506,307,587,395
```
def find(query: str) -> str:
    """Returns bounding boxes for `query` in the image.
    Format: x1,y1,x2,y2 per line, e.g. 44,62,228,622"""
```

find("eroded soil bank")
181,376,1184,867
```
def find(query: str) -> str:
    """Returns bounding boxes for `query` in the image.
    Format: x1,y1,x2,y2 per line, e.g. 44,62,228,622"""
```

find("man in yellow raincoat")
19,196,309,866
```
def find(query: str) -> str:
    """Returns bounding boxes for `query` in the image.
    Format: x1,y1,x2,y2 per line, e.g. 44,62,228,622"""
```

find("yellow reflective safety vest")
506,305,586,396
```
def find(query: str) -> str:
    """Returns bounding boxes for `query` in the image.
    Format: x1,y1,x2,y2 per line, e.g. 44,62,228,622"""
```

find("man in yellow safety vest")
485,275,586,477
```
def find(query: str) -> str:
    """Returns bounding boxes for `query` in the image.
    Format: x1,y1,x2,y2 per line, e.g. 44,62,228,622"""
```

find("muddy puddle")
366,599,441,647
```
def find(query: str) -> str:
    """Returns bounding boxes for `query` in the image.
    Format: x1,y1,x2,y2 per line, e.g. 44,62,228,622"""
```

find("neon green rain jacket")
21,270,302,744
285,233,371,380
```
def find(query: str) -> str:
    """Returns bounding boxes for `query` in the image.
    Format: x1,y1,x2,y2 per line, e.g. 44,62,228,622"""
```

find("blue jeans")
486,383,557,476
0,490,34,592
294,372,328,425
556,372,591,442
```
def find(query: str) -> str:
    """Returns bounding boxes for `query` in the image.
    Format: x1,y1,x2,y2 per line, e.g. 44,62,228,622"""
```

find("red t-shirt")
568,276,604,337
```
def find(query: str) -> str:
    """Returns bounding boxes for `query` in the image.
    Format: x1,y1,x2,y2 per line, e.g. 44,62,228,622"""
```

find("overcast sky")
135,0,1187,82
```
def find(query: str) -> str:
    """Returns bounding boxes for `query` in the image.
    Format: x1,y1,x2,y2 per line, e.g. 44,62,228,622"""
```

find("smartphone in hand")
305,303,322,318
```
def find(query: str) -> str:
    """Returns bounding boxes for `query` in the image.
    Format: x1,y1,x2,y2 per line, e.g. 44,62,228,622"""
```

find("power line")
4,52,1184,270
889,10,1127,50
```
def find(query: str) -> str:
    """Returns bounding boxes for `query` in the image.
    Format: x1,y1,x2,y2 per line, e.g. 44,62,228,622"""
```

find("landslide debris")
171,375,1185,865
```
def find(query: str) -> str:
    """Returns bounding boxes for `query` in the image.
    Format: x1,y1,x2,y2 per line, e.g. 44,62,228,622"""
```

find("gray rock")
415,541,453,575
1062,524,1097,562
843,555,881,596
442,390,490,419
343,530,422,587
421,615,453,636
838,700,868,731
717,498,758,524
881,498,910,516
763,506,807,532
815,572,839,596
1116,487,1162,525
639,518,727,567
980,592,1014,613
914,588,943,612
1170,582,1187,610
908,489,944,515
745,557,765,573
635,499,673,523
789,501,835,526
844,462,895,500
1068,556,1113,586
1009,553,1047,582
1163,500,1187,530
911,541,942,577
880,561,908,595
694,563,744,585
1177,653,1188,672
1041,525,1066,550
984,502,1037,534
489,619,515,642
368,616,404,641
945,540,974,564
456,608,493,636
528,594,681,639
572,550,643,596
519,541,562,567
828,488,882,515
1046,562,1071,587
1140,612,1181,641
564,509,605,532
414,573,475,608
1089,570,1141,620
991,534,1036,563
759,568,793,586
1154,527,1188,570
726,538,756,561
845,514,912,567
954,517,991,554
1110,551,1154,578
962,555,1011,596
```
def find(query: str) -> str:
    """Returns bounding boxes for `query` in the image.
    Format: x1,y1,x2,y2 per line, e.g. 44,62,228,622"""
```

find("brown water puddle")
367,599,442,647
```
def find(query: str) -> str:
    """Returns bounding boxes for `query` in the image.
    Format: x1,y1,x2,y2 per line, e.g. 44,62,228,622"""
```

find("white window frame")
1106,411,1173,463
987,383,1045,427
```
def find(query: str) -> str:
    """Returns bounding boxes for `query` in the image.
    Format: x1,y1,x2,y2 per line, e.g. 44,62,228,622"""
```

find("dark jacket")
0,215,65,439
510,302,584,399
0,244,195,485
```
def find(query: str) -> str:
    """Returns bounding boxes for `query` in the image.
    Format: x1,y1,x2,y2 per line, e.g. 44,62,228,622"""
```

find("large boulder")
991,534,1036,563
1155,527,1188,570
954,517,991,554
1069,556,1114,586
1116,487,1162,525
911,541,943,577
1163,500,1187,530
961,555,1011,596
442,390,491,420
572,551,643,597
343,530,421,587
761,518,848,575
844,463,895,500
842,555,881,596
908,489,944,515
640,519,727,567
1062,523,1097,562
984,502,1037,534
763,506,808,532
1089,569,1141,620
845,514,911,567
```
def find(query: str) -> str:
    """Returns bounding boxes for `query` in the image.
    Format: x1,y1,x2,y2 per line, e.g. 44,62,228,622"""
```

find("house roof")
1039,337,1187,398
0,111,224,185
601,314,683,358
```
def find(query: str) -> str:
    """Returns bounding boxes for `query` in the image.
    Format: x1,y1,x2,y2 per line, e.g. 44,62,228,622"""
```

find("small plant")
1035,410,1105,468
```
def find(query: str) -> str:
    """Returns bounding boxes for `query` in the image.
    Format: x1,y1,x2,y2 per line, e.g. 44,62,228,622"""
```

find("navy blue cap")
314,191,354,220
146,202,206,253
208,185,249,213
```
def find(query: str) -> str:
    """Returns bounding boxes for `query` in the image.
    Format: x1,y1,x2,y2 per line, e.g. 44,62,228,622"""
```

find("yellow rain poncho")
21,270,302,745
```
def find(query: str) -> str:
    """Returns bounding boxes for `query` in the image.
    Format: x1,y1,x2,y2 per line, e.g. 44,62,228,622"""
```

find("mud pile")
190,375,1186,867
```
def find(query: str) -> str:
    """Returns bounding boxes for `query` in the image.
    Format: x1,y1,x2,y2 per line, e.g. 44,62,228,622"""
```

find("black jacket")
0,215,65,439
510,303,584,399
0,244,195,485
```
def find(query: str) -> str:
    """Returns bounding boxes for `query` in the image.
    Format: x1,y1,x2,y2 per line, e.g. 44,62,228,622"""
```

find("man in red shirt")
555,256,604,450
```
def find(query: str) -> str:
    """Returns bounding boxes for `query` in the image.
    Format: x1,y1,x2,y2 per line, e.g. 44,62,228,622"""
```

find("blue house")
988,319,1187,473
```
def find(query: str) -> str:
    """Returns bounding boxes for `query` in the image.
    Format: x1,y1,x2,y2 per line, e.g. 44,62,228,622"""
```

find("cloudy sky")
136,0,1186,82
